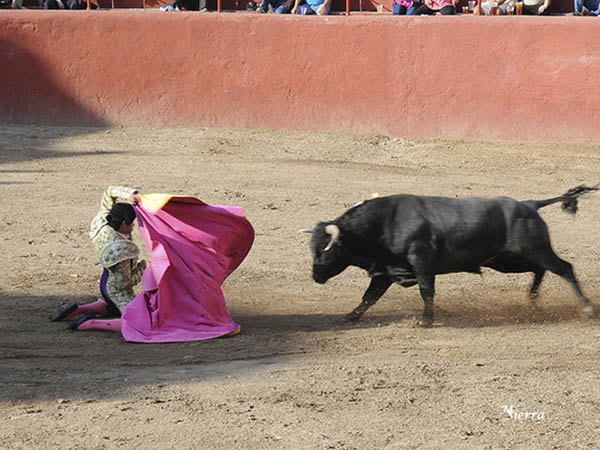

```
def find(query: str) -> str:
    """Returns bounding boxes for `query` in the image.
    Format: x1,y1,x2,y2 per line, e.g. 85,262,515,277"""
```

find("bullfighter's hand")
127,193,139,206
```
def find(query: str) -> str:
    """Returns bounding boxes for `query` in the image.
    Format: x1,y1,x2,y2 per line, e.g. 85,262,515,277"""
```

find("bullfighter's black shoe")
66,312,97,331
50,303,78,322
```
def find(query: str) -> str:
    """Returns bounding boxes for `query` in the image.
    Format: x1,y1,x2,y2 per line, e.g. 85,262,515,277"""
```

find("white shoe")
160,3,175,10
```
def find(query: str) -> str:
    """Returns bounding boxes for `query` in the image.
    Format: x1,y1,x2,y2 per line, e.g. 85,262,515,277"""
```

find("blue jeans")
393,2,420,14
574,0,600,14
259,0,290,12
297,2,330,13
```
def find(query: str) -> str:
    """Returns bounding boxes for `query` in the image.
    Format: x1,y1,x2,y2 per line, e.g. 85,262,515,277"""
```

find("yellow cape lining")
139,193,173,212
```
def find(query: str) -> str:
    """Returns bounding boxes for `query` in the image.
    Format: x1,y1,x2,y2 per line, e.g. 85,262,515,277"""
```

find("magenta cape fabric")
120,197,254,343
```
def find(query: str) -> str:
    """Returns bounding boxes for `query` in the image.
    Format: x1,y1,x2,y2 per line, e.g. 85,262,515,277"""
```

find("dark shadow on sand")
1,291,595,403
1,293,385,403
0,128,121,166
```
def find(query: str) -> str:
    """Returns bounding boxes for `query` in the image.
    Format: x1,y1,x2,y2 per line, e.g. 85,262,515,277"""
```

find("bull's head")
301,222,350,284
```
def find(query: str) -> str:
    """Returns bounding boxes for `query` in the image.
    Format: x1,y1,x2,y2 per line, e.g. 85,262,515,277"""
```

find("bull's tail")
529,184,599,214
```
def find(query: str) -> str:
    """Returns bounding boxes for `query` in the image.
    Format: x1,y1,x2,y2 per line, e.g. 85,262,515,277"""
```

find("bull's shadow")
229,309,389,333
232,302,592,331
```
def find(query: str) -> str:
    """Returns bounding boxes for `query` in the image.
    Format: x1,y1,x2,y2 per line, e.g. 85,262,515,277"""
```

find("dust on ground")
1,125,599,449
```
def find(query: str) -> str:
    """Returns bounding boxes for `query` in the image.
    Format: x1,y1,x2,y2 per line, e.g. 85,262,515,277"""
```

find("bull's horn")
299,228,313,233
324,224,340,251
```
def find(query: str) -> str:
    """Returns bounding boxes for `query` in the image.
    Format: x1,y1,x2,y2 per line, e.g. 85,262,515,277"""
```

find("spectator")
42,0,85,8
507,0,550,13
291,0,331,15
413,0,457,14
473,0,511,14
393,0,421,14
160,0,212,12
573,0,599,14
256,0,293,12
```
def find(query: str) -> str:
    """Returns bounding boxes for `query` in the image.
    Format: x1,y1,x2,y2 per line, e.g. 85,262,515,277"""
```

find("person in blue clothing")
291,0,330,14
256,0,292,12
393,0,421,14
573,0,600,14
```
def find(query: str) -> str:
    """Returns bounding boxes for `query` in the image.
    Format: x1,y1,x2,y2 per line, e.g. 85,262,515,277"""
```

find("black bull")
304,186,598,326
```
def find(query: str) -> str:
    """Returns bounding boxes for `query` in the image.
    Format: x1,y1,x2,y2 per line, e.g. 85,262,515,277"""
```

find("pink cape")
120,196,254,343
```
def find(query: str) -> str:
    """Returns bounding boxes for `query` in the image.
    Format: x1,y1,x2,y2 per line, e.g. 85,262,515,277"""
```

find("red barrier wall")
1,11,599,142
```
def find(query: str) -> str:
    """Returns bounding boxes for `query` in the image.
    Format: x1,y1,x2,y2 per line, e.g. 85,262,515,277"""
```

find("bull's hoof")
579,304,594,318
417,318,434,328
343,312,362,323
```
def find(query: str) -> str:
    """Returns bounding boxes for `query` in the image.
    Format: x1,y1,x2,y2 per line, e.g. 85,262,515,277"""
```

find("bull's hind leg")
529,268,545,301
525,249,593,317
346,276,392,322
483,253,545,302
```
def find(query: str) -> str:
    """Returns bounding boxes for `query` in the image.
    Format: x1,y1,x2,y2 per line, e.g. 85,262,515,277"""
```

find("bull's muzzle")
312,264,330,284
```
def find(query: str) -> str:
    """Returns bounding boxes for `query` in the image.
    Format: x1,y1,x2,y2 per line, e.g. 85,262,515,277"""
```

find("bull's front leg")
416,273,435,327
345,275,392,322
408,244,436,327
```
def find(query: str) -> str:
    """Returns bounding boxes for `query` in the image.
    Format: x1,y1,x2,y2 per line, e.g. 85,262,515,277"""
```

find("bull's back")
383,195,526,273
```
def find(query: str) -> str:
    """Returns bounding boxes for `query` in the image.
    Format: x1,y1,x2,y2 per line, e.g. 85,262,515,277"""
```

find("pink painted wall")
1,11,599,142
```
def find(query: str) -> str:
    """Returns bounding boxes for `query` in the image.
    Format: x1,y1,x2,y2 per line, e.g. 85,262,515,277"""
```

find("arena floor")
1,124,599,449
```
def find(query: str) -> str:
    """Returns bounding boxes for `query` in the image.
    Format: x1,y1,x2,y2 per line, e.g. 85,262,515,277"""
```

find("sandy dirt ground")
1,124,599,450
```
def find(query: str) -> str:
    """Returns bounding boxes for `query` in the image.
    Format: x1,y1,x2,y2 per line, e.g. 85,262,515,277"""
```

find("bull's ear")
323,224,340,251
299,228,313,233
